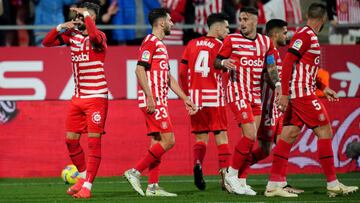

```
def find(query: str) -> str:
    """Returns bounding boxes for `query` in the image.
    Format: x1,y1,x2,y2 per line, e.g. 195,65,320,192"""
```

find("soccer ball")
61,164,79,184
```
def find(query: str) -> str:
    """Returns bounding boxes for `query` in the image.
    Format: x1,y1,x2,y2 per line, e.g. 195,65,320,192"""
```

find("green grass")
0,173,359,202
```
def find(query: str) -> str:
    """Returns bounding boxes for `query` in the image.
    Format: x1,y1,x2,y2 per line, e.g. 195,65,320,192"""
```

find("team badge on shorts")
319,113,325,121
92,111,102,124
161,121,168,129
242,112,248,119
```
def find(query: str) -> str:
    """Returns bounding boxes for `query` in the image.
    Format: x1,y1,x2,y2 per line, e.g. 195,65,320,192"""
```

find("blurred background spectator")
264,0,302,38
97,0,118,45
111,0,160,45
33,0,77,46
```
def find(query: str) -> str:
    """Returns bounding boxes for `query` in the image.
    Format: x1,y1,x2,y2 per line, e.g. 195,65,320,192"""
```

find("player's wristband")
83,11,90,17
56,24,62,32
221,60,225,67
275,82,281,87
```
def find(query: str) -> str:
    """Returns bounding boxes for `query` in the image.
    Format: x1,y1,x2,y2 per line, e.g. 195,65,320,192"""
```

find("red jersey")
217,33,275,104
194,0,223,34
287,26,321,99
137,34,170,108
261,48,282,120
180,36,225,107
42,17,108,99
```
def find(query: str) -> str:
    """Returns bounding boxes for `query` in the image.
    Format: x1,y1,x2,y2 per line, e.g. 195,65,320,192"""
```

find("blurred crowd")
0,0,359,46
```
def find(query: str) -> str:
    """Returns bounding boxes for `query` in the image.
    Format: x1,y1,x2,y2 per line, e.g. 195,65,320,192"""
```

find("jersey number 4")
195,50,210,77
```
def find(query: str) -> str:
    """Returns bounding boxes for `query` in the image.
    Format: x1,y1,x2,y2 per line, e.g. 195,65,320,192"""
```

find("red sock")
318,138,337,182
238,147,269,178
193,142,207,165
217,144,231,169
232,136,255,170
269,139,292,182
135,143,166,173
86,137,101,183
66,139,86,172
148,158,161,184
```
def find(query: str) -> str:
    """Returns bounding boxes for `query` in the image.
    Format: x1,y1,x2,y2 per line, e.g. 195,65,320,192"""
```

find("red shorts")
283,95,330,128
141,106,173,135
257,115,283,142
190,106,227,133
229,100,262,125
66,97,108,134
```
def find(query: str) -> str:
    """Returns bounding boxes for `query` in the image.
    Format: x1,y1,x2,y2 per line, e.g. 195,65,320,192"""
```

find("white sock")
148,183,158,188
327,179,339,188
132,168,141,175
78,170,86,179
279,181,287,188
227,167,238,176
83,181,92,190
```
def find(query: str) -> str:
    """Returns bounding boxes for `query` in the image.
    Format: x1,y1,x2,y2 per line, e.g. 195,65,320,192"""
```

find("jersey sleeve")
42,28,72,47
287,32,311,58
179,42,191,95
137,40,156,69
265,39,276,66
216,35,232,59
84,16,107,50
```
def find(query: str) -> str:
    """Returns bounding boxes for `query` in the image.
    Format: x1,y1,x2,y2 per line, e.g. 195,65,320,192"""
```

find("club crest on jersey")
92,111,102,124
292,39,303,51
141,50,150,62
161,121,168,129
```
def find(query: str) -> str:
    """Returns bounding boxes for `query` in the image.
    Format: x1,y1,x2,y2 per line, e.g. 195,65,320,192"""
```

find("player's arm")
214,36,236,70
179,44,190,95
265,41,281,92
135,64,155,113
42,21,77,47
168,74,197,115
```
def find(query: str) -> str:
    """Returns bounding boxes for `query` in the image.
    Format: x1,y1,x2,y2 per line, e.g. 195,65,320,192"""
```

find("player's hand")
107,1,119,15
146,95,156,114
70,7,88,15
277,95,288,113
274,85,282,103
222,59,236,70
323,87,339,102
60,20,82,30
184,99,197,115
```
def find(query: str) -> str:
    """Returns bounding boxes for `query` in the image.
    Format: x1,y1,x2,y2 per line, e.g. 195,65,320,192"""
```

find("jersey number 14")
195,50,210,77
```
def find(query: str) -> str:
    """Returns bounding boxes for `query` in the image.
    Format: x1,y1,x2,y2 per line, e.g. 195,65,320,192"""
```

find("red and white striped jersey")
261,48,282,120
180,36,225,108
194,0,223,34
137,34,170,107
287,26,321,99
217,32,275,104
337,0,360,24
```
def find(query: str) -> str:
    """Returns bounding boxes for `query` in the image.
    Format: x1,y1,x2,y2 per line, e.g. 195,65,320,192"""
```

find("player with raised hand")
42,0,108,199
179,13,231,191
123,8,196,197
265,3,359,197
214,7,281,196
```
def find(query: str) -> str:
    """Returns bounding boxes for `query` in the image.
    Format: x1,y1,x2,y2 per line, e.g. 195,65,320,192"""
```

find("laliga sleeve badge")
92,111,102,124
292,39,303,51
141,50,150,62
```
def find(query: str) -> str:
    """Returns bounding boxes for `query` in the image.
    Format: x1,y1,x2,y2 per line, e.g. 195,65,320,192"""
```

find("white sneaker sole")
123,172,145,196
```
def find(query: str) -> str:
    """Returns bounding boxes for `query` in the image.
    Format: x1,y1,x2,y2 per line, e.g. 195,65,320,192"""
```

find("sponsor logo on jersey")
292,39,303,51
159,60,169,70
71,52,89,62
314,56,320,65
141,50,150,62
92,111,102,124
240,57,264,67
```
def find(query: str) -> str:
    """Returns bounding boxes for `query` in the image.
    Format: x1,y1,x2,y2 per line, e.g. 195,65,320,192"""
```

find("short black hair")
240,7,258,16
79,1,100,16
148,8,170,26
266,19,288,35
207,13,229,28
307,3,327,19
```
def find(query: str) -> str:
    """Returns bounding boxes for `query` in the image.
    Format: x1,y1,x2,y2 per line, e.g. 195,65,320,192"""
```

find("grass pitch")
0,173,359,202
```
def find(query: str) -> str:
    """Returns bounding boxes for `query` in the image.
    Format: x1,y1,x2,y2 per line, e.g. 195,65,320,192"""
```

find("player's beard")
77,23,86,31
164,26,171,36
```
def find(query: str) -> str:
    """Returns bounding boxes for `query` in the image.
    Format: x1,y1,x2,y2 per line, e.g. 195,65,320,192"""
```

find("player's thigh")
66,101,86,134
84,98,108,134
159,131,175,150
214,130,228,145
195,132,210,144
313,124,333,139
280,125,301,144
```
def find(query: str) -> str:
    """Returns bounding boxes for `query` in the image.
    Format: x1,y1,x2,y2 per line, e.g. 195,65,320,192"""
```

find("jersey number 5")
195,50,210,77
312,100,322,110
